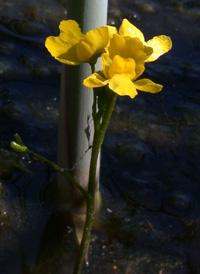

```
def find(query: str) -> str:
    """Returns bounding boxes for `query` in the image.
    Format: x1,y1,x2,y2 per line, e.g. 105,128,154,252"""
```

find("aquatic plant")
11,18,172,274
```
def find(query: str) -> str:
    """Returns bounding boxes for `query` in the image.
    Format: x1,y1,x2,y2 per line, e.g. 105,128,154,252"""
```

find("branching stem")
73,89,117,274
27,150,89,200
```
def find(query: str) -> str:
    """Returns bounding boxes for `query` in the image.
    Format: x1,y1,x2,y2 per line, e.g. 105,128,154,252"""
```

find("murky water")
0,0,200,273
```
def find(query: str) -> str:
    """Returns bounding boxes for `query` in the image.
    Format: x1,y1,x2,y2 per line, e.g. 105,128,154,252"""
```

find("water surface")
0,0,200,273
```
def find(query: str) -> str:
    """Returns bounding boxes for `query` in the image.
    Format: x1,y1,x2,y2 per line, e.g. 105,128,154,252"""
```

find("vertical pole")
57,0,108,212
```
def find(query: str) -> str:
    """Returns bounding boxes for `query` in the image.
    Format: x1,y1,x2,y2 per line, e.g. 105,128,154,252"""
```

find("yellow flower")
45,20,116,65
84,34,163,99
118,19,172,62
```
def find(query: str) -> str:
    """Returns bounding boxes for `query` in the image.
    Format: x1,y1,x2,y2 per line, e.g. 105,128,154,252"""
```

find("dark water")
0,0,200,273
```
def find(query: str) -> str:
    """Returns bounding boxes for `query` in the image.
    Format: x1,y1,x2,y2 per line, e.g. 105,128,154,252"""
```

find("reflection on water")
0,0,200,273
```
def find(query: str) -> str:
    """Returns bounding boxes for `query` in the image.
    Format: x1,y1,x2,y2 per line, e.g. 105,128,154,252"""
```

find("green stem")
73,91,117,274
27,150,89,200
90,63,95,73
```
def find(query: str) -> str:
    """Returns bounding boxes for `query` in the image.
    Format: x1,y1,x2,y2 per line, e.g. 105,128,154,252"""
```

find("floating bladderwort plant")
11,19,172,274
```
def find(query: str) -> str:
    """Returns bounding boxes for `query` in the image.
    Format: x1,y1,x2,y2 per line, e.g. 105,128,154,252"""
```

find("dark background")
0,0,200,273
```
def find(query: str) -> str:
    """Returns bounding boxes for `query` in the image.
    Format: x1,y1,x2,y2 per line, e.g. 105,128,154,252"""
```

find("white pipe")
57,0,108,211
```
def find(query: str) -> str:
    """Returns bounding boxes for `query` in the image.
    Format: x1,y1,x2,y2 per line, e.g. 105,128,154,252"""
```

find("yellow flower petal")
107,34,153,76
107,34,151,79
102,53,112,79
134,62,145,79
109,75,138,98
133,78,163,93
108,34,151,60
57,46,81,65
119,19,145,42
146,35,172,62
108,55,136,79
45,36,80,65
102,35,147,80
84,72,109,88
107,26,118,39
45,36,68,58
76,26,110,63
59,20,84,46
